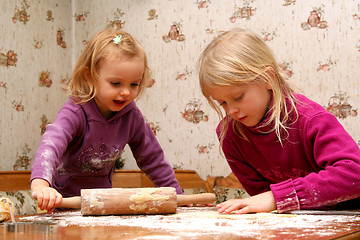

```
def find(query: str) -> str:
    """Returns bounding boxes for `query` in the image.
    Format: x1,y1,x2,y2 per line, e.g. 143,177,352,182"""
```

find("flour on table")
175,209,296,219
19,207,360,239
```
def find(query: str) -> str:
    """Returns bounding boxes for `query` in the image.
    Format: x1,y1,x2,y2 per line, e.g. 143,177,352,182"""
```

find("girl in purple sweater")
31,28,182,213
198,28,360,214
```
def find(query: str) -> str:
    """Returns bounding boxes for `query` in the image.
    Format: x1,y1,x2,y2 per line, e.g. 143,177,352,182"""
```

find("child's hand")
216,191,276,214
31,179,63,214
32,187,62,213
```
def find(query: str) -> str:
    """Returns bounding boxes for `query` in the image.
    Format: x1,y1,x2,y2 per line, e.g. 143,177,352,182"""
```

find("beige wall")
1,0,359,180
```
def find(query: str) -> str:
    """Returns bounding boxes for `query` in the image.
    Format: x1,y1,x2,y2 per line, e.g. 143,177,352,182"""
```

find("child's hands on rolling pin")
31,178,62,214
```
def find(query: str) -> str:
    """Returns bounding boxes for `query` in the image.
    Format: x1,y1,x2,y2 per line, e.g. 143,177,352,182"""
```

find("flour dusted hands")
217,191,276,214
31,178,62,214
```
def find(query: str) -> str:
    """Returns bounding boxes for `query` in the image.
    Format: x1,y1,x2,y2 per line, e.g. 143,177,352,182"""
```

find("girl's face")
208,81,272,127
92,55,144,119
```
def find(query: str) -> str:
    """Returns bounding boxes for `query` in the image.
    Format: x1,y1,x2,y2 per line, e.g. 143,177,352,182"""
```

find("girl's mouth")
236,116,247,122
113,100,127,106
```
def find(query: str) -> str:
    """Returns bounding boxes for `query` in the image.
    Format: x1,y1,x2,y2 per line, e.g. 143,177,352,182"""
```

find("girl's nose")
227,104,239,116
119,87,130,96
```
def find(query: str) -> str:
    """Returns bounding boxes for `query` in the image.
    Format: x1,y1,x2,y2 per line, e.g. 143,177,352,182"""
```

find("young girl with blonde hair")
31,28,182,213
198,28,360,214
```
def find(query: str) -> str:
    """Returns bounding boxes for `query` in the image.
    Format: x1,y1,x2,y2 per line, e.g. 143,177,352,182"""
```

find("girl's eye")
111,82,120,86
235,94,243,101
131,83,140,87
219,101,226,106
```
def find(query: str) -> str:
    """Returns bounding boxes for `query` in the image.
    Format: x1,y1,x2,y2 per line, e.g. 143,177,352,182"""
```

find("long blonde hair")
198,28,297,145
64,28,151,104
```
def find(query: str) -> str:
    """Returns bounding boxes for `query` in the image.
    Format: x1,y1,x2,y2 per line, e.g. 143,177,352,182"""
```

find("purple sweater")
31,99,182,197
219,94,360,213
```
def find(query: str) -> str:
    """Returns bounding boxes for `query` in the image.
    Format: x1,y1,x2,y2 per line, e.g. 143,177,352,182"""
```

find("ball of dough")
0,197,15,222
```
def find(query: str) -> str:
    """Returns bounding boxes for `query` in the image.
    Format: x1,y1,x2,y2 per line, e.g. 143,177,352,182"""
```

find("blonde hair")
198,28,297,145
64,28,151,104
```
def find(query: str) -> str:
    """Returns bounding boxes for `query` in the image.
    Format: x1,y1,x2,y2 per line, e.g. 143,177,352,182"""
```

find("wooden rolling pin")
58,187,216,215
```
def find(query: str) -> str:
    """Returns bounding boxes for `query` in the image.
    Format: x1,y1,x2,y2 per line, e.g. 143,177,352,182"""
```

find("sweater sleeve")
219,124,273,196
270,112,360,213
30,105,84,185
128,112,182,194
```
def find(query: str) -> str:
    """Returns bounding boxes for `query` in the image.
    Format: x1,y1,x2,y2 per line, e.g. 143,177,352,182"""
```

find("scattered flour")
19,207,360,239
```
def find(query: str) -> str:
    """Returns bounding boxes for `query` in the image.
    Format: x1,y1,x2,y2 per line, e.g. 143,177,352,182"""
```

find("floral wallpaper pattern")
0,0,359,181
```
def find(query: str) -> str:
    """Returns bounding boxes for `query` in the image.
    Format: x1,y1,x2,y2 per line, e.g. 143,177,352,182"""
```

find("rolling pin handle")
57,196,81,209
177,193,216,206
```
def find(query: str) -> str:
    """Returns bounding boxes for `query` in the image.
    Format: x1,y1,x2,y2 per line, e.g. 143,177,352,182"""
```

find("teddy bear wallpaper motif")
0,0,359,180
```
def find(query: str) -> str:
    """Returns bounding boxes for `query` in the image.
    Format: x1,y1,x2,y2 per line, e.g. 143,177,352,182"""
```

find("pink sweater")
219,94,360,213
31,99,182,197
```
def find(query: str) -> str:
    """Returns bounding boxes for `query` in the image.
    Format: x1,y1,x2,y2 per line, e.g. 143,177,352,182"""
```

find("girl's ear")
263,66,275,90
84,67,95,90
84,67,91,83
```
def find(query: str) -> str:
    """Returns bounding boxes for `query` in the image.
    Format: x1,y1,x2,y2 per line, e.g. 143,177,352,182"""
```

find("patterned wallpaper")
1,0,359,180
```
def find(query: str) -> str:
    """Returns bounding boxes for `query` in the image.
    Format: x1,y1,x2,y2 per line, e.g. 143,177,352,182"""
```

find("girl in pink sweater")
198,28,360,214
31,28,181,213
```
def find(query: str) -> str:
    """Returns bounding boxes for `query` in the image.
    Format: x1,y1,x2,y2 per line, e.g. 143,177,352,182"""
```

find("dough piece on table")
0,197,15,222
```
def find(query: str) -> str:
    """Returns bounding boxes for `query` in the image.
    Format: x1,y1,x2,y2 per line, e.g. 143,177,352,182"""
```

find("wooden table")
2,207,360,240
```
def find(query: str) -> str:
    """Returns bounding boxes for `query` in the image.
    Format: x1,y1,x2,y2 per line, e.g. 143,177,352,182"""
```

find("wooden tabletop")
2,207,360,240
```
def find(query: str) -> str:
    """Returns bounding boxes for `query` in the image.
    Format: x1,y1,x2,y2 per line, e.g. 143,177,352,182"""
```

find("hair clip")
112,34,122,44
